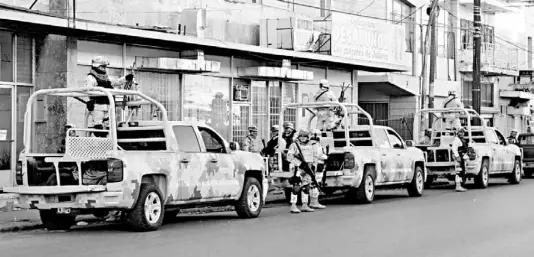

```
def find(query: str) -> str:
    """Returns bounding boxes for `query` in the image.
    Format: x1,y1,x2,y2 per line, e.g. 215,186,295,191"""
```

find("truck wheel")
407,166,424,197
39,210,76,231
475,159,489,188
126,183,164,232
508,159,522,185
235,177,263,218
346,168,375,204
284,188,302,205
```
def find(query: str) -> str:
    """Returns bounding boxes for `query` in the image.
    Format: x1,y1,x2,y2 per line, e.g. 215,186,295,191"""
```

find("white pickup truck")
414,108,522,188
4,88,268,232
270,102,427,203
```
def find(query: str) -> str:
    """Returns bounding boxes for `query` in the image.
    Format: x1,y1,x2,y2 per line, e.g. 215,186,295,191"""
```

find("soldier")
313,79,338,131
419,129,432,145
451,127,468,192
508,129,518,144
243,126,263,154
287,129,328,213
85,56,134,129
262,125,287,158
309,129,327,209
442,91,464,130
281,122,297,171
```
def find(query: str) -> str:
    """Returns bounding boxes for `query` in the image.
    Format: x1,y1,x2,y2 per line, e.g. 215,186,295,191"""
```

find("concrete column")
33,34,77,153
514,115,522,132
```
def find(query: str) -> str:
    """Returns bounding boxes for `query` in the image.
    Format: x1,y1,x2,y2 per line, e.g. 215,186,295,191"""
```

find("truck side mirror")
508,138,516,144
405,140,414,147
230,142,240,151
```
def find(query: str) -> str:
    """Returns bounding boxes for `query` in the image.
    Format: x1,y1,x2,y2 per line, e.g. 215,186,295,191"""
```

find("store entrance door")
0,86,12,190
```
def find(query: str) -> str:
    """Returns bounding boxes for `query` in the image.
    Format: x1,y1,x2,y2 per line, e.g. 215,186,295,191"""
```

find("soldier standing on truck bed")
451,127,468,192
443,91,464,130
287,129,328,213
313,79,338,131
84,56,134,129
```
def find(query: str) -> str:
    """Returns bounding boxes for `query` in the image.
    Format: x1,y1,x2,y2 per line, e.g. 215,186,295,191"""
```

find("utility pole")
419,0,439,135
473,0,482,124
428,2,438,125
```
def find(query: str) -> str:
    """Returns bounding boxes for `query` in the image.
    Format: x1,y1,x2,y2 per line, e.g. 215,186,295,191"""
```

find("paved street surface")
1,179,534,257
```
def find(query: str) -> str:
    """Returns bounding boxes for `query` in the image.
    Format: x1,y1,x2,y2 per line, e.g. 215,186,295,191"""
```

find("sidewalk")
0,190,287,233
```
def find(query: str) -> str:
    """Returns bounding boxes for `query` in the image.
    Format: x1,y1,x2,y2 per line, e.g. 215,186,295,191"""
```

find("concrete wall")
33,34,76,153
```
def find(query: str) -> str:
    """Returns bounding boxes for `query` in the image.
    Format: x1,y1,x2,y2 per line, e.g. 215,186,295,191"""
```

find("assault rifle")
292,143,322,193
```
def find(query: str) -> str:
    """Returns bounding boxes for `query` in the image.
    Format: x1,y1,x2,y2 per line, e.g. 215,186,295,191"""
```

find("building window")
462,81,494,108
460,19,494,50
136,71,180,121
232,104,251,148
389,0,414,53
0,31,14,82
269,81,298,128
252,81,269,140
183,75,231,140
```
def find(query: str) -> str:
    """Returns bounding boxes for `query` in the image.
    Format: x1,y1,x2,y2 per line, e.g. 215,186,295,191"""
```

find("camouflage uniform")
451,127,468,192
287,129,327,213
85,56,132,128
243,126,263,154
314,79,338,131
263,125,287,171
443,91,464,130
309,129,327,209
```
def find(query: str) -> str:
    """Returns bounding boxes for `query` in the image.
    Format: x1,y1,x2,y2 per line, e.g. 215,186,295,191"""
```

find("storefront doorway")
0,86,12,188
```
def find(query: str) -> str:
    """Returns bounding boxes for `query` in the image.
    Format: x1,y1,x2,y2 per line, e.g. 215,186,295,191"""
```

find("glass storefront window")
252,81,268,140
183,75,230,139
269,81,298,129
0,88,12,172
16,35,32,84
0,31,14,82
232,105,251,147
136,71,180,121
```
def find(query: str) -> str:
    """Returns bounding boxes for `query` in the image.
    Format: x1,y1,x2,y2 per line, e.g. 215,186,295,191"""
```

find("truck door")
386,129,411,182
172,125,212,201
485,129,504,172
197,126,239,198
495,129,515,172
374,128,396,183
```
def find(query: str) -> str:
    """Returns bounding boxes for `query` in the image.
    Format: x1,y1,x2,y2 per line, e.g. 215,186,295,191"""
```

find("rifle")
122,63,137,110
293,142,322,192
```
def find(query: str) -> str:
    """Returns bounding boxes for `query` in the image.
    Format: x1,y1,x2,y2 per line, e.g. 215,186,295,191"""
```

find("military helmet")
271,125,280,131
248,125,258,132
283,122,294,129
319,79,330,89
91,56,110,68
298,129,310,137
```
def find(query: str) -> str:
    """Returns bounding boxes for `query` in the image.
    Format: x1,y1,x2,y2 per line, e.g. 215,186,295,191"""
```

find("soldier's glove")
125,74,134,81
455,157,462,163
86,100,95,111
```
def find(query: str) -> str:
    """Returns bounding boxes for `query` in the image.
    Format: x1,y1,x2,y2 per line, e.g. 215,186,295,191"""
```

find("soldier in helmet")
313,79,338,131
243,125,263,154
451,127,468,192
85,56,134,129
262,125,287,174
286,129,328,213
443,91,464,130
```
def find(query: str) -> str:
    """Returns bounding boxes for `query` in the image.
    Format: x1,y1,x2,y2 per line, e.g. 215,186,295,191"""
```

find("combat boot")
300,192,315,212
455,175,467,192
290,193,301,213
309,188,326,209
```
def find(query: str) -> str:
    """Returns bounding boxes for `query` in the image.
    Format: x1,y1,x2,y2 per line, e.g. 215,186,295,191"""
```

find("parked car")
269,102,427,204
4,88,268,232
517,133,534,177
414,108,522,188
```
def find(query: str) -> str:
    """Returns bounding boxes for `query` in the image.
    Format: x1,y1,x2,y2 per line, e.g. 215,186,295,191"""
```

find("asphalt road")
1,178,534,257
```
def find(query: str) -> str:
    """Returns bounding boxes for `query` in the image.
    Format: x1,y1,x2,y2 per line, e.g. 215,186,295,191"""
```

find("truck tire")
407,165,424,197
346,168,375,204
235,177,263,218
508,159,522,185
475,159,489,188
126,183,165,232
39,210,76,231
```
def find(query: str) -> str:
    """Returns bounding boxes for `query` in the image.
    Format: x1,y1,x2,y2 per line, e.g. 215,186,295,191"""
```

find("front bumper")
426,161,480,176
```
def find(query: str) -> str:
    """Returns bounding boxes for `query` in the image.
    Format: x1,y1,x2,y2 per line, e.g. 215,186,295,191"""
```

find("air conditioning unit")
260,17,319,52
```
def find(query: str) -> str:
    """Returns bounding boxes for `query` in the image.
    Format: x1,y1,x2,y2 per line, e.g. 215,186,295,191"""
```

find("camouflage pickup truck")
4,88,268,232
270,102,427,204
414,108,522,188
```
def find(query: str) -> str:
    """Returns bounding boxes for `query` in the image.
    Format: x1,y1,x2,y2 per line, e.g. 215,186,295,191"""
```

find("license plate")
57,208,71,214
325,171,343,176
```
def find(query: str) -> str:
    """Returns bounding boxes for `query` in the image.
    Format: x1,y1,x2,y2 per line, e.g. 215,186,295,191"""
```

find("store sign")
330,13,405,66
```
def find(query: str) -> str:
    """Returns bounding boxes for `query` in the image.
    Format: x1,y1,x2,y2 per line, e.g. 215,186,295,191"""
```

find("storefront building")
0,6,408,188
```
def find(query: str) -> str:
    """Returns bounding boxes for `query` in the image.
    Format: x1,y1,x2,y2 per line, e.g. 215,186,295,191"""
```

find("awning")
237,66,314,81
135,56,220,73
358,73,419,96
0,4,409,73
459,0,513,13
500,90,533,100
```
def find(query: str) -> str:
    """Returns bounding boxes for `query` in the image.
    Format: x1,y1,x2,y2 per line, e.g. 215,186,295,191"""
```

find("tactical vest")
88,69,114,105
